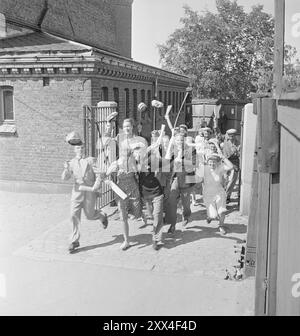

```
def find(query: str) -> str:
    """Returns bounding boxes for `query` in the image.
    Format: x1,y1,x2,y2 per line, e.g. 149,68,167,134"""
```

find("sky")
132,0,300,67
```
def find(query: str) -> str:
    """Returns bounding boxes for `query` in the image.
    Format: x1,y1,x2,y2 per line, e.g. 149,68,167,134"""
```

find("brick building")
0,0,189,190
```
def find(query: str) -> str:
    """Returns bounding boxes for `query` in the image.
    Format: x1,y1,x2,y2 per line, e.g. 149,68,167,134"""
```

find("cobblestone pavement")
0,189,254,315
12,198,247,279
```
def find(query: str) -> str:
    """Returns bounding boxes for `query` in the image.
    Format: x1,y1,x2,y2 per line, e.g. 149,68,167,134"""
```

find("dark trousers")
165,177,192,226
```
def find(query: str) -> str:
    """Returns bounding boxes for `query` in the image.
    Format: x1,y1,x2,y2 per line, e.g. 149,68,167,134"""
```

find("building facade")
0,3,189,188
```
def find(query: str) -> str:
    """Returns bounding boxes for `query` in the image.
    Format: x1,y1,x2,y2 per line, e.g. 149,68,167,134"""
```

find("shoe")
182,219,189,227
206,217,212,224
167,225,176,234
100,214,108,229
68,241,80,253
120,241,130,251
219,226,227,235
152,241,160,251
192,200,200,206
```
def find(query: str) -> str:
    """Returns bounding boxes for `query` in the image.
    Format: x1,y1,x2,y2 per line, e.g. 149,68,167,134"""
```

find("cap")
138,102,147,113
207,153,222,162
201,127,212,133
66,131,83,146
130,142,146,151
151,100,164,108
107,111,118,122
226,128,237,135
208,138,219,145
151,130,160,137
179,124,188,130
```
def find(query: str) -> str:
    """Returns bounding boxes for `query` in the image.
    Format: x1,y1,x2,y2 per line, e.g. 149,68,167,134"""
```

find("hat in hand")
66,131,83,146
207,153,222,162
226,128,237,135
107,111,118,122
138,102,147,113
151,100,164,109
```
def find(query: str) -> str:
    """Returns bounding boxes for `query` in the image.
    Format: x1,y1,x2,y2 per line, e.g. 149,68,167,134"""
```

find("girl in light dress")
201,141,234,235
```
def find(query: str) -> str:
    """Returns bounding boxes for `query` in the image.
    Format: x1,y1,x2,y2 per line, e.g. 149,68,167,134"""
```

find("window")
113,88,119,131
159,91,162,102
124,88,130,118
147,90,151,108
43,77,50,87
101,87,109,101
172,92,176,114
164,91,168,108
0,86,16,134
1,86,14,122
113,88,119,106
133,89,137,121
141,89,145,103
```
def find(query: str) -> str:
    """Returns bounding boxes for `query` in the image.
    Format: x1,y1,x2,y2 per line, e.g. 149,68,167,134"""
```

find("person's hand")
92,184,101,193
175,155,183,163
64,161,70,170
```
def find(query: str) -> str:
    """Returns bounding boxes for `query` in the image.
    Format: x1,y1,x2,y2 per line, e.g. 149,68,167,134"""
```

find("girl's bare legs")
120,216,130,250
119,202,130,250
218,212,227,235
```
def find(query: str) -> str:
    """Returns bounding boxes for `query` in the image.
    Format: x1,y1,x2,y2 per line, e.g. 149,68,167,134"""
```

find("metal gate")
83,102,118,209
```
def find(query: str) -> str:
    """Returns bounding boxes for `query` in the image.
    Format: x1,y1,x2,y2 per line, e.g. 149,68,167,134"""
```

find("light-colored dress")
203,164,227,218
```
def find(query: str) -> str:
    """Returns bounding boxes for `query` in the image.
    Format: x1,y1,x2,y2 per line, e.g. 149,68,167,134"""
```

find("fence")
83,102,118,209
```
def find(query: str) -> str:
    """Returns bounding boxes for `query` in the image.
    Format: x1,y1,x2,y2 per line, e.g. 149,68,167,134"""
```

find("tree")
158,0,296,99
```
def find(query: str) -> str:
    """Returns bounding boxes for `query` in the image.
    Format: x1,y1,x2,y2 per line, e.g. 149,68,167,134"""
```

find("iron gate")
83,102,118,209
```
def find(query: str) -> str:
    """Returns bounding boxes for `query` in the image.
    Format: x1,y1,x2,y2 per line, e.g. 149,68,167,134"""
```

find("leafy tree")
158,0,296,99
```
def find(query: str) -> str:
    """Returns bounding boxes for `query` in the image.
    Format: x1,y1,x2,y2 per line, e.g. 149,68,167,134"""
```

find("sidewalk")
0,190,255,316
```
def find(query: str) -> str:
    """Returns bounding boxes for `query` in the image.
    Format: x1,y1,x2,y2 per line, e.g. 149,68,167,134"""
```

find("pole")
273,0,285,99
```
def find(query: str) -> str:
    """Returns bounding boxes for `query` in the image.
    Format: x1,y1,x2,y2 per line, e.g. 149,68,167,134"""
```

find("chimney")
111,0,133,59
0,13,6,38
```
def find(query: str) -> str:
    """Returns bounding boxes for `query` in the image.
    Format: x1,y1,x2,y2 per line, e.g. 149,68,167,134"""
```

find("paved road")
0,190,254,316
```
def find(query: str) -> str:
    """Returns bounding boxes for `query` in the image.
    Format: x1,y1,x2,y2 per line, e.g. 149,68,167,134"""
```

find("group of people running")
62,107,240,253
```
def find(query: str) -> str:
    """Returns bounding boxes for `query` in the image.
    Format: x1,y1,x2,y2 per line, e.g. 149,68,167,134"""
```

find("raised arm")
165,129,176,160
164,105,174,132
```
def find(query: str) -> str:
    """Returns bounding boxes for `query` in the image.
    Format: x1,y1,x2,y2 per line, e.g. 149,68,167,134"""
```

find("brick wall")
0,75,187,185
0,77,91,184
0,0,133,56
